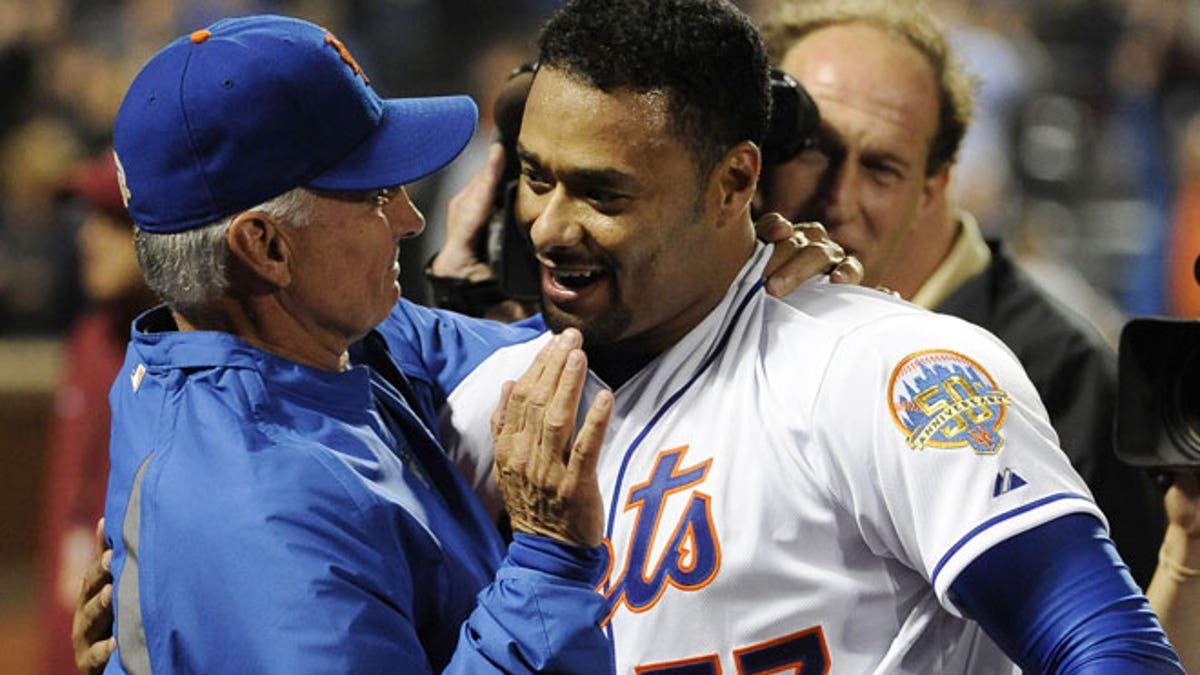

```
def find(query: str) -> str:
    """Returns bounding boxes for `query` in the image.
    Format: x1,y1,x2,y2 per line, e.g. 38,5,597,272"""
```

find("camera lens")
1168,347,1200,462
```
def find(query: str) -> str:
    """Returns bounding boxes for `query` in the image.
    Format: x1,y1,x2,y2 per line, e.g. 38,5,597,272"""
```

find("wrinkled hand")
756,213,863,296
72,518,114,675
491,328,613,547
429,142,505,281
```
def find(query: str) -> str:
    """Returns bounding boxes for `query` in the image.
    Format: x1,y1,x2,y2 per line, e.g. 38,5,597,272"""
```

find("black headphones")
493,62,820,165
762,67,820,164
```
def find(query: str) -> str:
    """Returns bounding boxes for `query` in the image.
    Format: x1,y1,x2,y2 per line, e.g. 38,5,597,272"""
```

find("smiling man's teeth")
554,270,597,280
550,268,602,289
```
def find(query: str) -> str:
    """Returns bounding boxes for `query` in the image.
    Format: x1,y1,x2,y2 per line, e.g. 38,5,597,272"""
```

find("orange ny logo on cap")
325,31,369,84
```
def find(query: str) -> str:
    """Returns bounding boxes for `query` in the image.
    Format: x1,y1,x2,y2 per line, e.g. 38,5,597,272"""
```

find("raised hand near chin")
491,328,613,548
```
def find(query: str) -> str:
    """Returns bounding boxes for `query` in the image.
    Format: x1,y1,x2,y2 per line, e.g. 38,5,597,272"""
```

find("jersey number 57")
636,626,829,674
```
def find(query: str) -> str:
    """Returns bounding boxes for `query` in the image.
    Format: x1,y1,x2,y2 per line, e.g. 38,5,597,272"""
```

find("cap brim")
308,94,478,190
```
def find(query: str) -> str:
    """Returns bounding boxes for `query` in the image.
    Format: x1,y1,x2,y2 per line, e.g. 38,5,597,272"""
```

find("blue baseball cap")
113,15,477,233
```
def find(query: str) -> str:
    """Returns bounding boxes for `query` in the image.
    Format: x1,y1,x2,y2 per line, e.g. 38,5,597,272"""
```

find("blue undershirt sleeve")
950,513,1181,673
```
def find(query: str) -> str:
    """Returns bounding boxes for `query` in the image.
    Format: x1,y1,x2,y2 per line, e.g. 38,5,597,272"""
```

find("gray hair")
133,188,314,317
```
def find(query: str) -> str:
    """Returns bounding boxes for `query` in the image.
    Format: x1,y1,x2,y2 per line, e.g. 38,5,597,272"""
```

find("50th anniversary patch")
887,349,1010,454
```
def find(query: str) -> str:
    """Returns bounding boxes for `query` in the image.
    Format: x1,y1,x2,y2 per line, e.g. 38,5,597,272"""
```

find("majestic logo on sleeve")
604,445,720,618
888,349,1010,454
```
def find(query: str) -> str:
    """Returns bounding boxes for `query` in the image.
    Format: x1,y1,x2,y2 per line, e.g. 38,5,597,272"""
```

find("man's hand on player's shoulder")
756,213,862,296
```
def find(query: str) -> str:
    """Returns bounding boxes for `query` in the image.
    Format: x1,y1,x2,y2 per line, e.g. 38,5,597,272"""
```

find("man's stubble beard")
541,294,632,349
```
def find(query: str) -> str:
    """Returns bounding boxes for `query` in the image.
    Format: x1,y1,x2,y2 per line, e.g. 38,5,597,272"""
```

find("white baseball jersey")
438,243,1103,674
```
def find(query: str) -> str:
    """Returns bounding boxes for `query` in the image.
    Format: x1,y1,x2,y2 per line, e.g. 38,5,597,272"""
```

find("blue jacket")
103,306,610,673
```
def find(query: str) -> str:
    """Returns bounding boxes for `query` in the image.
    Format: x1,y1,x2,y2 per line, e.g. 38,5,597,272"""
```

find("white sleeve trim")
932,492,1107,617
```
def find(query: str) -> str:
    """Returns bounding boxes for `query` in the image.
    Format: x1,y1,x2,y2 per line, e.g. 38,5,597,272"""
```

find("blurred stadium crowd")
1,0,1199,336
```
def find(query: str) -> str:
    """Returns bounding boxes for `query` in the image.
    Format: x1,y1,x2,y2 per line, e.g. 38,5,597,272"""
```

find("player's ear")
226,210,294,289
714,140,761,220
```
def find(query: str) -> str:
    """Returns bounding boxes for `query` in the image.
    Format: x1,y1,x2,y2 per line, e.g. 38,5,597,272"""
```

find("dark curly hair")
537,0,771,176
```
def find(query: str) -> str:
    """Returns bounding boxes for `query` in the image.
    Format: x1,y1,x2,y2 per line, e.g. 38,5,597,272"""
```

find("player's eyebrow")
517,145,641,193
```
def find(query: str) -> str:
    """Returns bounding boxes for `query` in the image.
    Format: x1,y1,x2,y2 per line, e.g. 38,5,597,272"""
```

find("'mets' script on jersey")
438,245,1103,674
